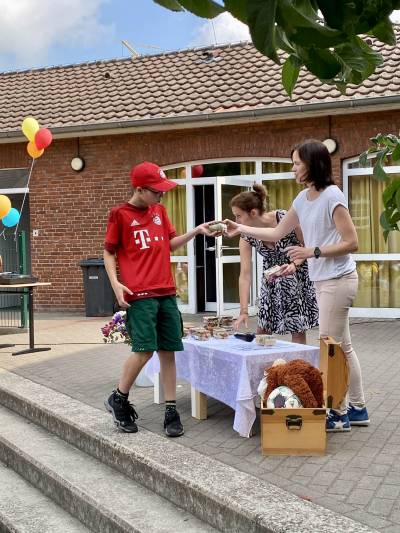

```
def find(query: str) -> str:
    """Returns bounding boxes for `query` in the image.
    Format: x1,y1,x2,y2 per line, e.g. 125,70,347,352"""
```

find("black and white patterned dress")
242,210,319,335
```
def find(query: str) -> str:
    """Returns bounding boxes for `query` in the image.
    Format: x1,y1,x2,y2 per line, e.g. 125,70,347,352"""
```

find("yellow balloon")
0,195,11,219
22,117,40,142
27,141,44,159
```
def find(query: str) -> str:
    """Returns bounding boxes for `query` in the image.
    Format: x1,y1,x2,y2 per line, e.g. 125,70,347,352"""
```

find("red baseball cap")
130,162,177,192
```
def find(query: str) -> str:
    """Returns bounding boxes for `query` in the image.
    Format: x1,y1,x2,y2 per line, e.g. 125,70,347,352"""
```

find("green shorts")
125,295,184,353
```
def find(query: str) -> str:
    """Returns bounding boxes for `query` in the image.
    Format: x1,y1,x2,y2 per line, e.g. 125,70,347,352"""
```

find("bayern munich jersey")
104,202,177,300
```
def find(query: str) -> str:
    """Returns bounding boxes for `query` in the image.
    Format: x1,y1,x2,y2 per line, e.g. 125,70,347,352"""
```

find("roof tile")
1,32,400,134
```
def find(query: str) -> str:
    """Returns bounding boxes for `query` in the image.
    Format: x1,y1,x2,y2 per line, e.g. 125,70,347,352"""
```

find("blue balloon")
2,207,20,228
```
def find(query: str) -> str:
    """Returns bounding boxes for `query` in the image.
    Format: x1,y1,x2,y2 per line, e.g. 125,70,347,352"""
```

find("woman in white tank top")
223,139,369,433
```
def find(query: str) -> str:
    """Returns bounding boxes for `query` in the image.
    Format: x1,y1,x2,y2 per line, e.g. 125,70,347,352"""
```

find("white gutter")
1,95,400,143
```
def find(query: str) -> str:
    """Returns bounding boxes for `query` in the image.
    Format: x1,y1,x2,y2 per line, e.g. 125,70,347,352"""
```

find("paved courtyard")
0,313,399,532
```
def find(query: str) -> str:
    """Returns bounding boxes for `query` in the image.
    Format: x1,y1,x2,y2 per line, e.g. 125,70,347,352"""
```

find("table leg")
153,373,165,404
12,287,51,356
191,387,207,420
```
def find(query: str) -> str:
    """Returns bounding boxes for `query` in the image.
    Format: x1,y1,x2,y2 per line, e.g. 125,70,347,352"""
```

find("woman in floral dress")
230,184,318,343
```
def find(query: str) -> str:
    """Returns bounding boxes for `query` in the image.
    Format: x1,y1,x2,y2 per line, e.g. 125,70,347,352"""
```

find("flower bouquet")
101,311,132,345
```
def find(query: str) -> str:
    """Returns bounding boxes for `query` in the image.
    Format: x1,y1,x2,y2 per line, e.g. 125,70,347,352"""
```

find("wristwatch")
313,246,322,259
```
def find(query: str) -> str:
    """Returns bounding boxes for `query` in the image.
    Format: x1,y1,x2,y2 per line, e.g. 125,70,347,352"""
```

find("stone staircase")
0,370,376,533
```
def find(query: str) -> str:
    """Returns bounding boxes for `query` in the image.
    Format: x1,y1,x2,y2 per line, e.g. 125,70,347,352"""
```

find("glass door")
212,176,260,316
162,159,295,316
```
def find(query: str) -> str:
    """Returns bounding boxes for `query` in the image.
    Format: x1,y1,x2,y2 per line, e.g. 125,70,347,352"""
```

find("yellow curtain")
263,178,303,211
161,184,188,303
349,175,400,308
259,162,302,211
164,167,185,179
354,261,400,308
170,261,189,304
262,161,293,173
240,162,255,175
161,185,187,256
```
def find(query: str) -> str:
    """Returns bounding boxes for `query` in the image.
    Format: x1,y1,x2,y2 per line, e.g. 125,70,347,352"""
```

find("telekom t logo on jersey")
133,229,163,250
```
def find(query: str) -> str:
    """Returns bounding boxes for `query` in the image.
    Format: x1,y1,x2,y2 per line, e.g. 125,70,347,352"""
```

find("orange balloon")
27,141,44,159
0,195,11,218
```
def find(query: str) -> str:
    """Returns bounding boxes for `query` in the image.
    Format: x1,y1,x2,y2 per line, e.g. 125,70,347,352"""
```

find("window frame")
343,155,400,318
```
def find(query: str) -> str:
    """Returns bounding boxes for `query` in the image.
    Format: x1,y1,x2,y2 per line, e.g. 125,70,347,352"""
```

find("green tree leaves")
153,0,184,11
247,0,278,62
282,55,301,97
154,0,399,95
154,0,224,17
360,134,400,238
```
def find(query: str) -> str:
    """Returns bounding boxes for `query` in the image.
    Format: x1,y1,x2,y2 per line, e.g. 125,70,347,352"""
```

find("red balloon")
34,128,53,150
192,164,204,178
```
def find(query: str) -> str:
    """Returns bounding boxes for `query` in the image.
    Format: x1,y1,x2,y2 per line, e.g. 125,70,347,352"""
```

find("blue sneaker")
326,410,351,432
347,404,370,426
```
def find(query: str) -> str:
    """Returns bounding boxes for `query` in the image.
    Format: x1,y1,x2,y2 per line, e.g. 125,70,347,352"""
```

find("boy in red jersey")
104,161,214,437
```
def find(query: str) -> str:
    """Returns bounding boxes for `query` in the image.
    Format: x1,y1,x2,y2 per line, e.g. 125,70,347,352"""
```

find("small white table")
145,337,319,437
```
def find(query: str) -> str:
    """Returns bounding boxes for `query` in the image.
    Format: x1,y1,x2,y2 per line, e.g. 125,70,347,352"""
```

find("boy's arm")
169,223,216,252
103,249,133,308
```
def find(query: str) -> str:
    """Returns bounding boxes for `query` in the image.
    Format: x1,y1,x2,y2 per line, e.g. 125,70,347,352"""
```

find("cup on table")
256,334,276,347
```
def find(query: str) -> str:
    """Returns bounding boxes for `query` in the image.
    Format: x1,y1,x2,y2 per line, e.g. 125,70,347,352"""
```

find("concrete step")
0,405,217,533
0,370,376,533
0,461,90,533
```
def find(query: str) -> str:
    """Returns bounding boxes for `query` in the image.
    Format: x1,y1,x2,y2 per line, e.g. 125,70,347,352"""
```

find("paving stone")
384,473,400,485
337,468,365,482
374,454,397,466
347,489,375,505
349,509,392,530
327,479,356,496
376,485,400,500
296,463,322,477
380,526,400,533
290,475,317,486
313,496,356,515
357,447,381,459
368,463,392,476
324,460,351,473
311,471,339,486
358,476,384,490
368,498,395,517
0,314,399,531
288,484,323,501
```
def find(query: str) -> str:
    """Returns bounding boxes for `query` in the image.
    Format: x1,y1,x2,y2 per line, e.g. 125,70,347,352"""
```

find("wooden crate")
260,336,349,456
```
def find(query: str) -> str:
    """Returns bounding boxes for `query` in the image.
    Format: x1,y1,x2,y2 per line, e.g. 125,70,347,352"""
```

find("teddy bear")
264,358,324,408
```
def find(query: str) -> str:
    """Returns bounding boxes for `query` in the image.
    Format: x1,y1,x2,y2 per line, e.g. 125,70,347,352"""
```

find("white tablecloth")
145,337,319,437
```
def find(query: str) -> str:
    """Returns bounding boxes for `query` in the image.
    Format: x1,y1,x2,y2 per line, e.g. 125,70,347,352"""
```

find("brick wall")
0,108,399,310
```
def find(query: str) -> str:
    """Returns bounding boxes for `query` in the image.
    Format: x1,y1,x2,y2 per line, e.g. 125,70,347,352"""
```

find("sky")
0,1,399,73
0,0,250,72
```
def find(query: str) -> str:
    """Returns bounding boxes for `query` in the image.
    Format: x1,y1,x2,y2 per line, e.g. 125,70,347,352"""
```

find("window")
344,156,400,315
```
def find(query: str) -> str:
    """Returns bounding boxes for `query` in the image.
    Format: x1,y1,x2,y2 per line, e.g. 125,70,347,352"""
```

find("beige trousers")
315,270,365,415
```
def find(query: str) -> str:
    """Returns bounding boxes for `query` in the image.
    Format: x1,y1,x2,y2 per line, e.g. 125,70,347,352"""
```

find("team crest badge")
153,214,162,225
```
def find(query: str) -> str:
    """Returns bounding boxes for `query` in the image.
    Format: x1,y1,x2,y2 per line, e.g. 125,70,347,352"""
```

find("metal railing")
0,231,28,328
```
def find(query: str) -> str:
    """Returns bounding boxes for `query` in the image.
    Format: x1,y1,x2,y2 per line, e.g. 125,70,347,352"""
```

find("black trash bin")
79,258,115,316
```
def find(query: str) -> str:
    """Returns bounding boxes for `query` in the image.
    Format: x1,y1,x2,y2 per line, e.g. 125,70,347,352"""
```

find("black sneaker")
164,410,184,437
104,390,138,433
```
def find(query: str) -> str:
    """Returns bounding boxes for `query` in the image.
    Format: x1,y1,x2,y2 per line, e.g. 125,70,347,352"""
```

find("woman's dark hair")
230,183,268,213
291,139,334,191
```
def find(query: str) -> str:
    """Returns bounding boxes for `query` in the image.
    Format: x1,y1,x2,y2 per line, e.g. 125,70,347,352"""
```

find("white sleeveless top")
292,185,356,282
